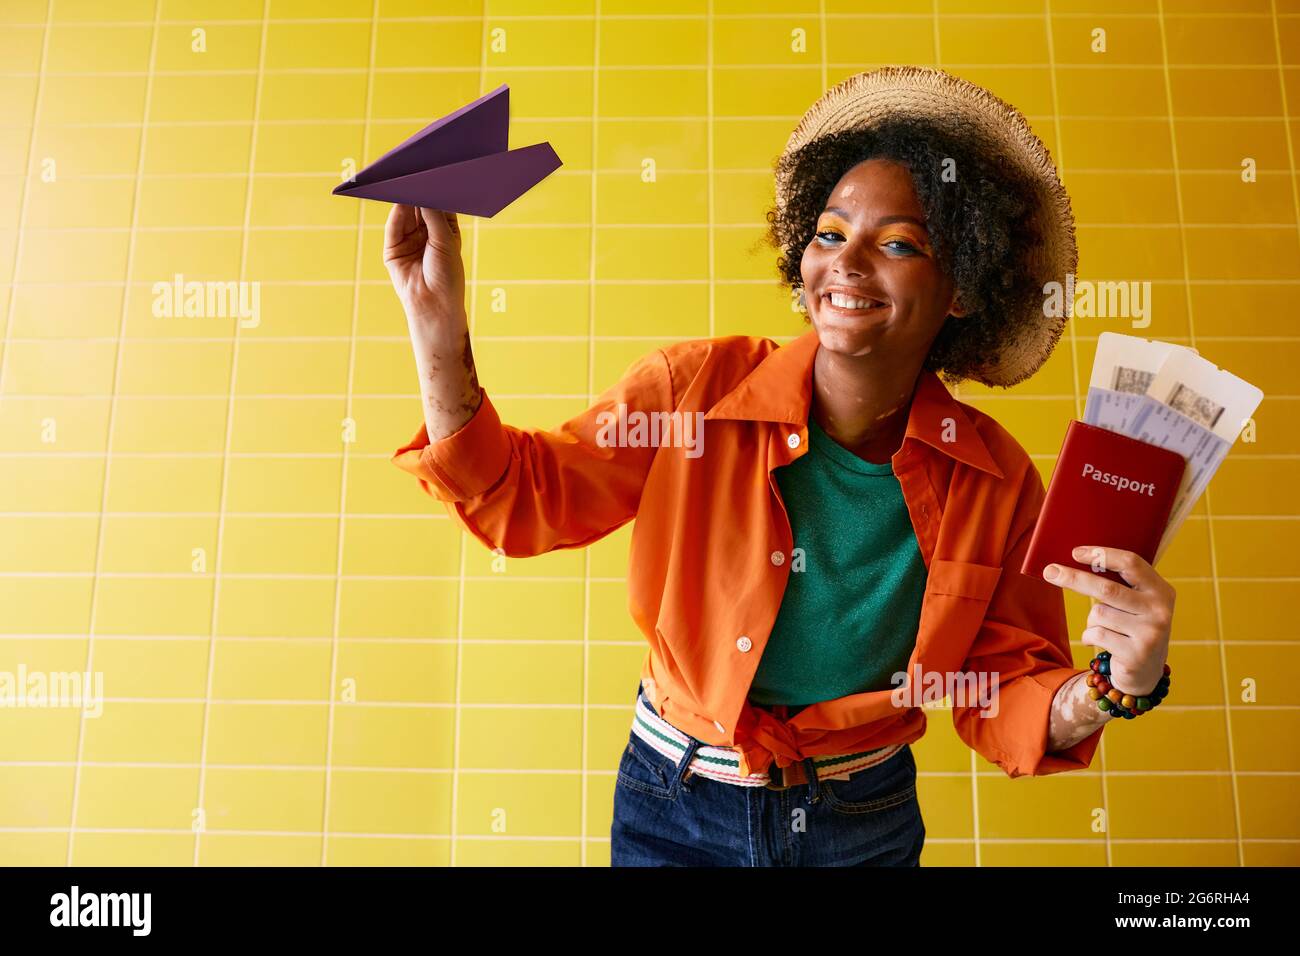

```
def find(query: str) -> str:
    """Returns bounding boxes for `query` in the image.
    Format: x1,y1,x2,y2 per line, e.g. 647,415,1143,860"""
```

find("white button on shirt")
736,635,752,652
787,433,801,449
770,550,784,566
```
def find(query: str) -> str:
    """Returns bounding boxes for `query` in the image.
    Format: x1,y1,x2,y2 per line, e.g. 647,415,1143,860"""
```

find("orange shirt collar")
704,326,1005,480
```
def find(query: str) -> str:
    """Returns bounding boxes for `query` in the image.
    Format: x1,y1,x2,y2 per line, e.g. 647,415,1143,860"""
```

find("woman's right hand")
384,203,481,440
384,204,488,442
384,203,467,329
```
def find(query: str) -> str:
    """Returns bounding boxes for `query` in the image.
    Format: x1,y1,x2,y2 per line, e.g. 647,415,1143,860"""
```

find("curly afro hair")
763,113,1048,388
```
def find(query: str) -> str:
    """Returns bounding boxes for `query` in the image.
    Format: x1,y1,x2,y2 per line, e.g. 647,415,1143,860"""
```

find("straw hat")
777,65,1077,388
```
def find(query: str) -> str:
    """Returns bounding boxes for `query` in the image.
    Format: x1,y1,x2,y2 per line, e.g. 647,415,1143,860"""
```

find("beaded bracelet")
1086,650,1171,720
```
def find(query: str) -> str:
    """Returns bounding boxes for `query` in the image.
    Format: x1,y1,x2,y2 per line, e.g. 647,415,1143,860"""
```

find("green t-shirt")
748,415,928,708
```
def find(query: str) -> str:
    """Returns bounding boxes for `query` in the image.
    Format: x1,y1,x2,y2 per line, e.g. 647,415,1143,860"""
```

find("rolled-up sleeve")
390,347,675,557
951,460,1105,778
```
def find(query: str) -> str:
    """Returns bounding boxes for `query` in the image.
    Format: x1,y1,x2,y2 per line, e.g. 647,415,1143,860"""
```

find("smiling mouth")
821,293,888,315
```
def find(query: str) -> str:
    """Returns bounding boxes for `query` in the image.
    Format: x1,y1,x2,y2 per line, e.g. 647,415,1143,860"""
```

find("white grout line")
3,827,1289,843
1155,0,1245,869
709,0,718,340
2,11,1298,25
924,1,981,872
577,0,604,868
21,694,1295,709
0,0,52,415
319,0,380,869
190,0,271,869
2,354,1295,368
6,62,1300,78
4,276,1300,286
0,166,1296,180
4,2,1294,869
443,0,498,873
13,220,1300,232
444,324,470,863
0,509,1294,522
1270,0,1300,324
5,112,1300,129
64,0,162,869
1041,0,1112,869
3,636,1291,647
3,762,1294,776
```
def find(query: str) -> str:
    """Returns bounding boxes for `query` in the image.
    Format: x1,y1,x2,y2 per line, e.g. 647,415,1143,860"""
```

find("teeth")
828,292,878,310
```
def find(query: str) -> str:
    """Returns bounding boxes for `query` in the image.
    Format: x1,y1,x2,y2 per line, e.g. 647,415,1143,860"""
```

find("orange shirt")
391,328,1105,780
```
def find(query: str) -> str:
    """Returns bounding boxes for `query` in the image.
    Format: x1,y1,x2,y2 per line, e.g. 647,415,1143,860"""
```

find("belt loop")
674,737,702,793
802,756,821,804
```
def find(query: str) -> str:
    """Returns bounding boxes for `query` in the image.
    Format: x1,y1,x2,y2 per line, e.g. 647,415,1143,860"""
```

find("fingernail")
1072,546,1087,558
1043,564,1059,580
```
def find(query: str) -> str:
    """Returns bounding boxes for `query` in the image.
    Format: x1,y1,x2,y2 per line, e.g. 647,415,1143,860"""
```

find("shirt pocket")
917,559,1003,664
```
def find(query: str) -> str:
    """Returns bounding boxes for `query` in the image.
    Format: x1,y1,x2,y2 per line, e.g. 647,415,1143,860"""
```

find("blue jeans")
610,688,926,867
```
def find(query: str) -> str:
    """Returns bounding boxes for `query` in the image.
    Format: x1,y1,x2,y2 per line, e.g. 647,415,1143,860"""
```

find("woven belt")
631,689,903,791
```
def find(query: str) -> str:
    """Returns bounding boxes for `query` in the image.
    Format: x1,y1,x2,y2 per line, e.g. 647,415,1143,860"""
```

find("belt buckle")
764,762,802,791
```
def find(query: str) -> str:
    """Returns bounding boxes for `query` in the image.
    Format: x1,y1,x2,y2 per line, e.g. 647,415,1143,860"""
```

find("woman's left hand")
1042,545,1175,698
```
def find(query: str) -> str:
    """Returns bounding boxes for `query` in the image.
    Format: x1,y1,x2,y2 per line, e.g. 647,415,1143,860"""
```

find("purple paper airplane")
331,83,562,217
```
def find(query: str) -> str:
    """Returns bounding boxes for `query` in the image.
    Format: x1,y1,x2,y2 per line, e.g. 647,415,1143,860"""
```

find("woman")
388,67,1176,867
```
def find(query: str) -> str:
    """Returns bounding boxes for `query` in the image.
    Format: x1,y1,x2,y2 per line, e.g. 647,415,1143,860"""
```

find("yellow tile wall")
0,0,1294,867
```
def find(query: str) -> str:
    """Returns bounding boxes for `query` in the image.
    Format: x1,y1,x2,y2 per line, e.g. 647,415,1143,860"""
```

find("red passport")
1020,420,1187,586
